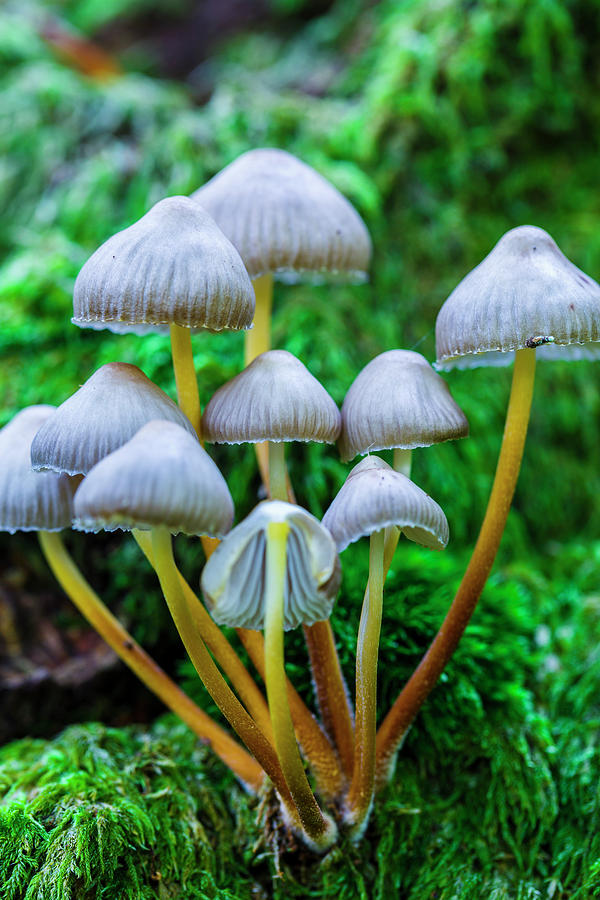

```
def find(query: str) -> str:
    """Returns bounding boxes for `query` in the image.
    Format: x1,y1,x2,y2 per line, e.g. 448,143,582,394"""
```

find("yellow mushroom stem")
268,438,355,787
133,530,274,744
375,347,537,786
170,324,202,440
344,528,385,835
263,520,337,850
246,273,274,487
38,530,262,792
150,525,301,823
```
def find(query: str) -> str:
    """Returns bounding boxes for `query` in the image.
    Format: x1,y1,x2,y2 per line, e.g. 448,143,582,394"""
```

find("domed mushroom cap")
203,350,341,444
339,350,468,461
191,148,371,282
73,196,255,335
0,406,77,533
31,362,197,476
201,500,340,631
322,456,448,552
436,225,600,370
73,420,233,536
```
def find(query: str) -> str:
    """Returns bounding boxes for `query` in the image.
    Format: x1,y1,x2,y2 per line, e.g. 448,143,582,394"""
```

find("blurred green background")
1,1,600,896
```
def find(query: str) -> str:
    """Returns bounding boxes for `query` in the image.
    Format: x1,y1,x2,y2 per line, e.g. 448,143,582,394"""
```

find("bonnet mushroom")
375,225,600,785
323,456,448,836
72,196,255,438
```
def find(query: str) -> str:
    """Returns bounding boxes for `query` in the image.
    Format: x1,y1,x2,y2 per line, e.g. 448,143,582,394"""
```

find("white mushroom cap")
436,225,600,370
0,406,77,533
191,148,371,283
322,456,449,552
73,420,233,536
202,350,341,444
31,362,197,476
73,196,255,335
339,350,469,462
201,500,340,631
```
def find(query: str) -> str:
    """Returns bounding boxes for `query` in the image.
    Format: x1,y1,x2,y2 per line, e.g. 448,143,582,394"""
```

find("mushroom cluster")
6,143,600,854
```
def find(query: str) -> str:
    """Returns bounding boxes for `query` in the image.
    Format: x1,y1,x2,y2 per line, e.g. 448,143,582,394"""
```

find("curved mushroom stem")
263,520,337,850
133,530,274,744
38,530,262,792
375,348,536,785
150,526,302,821
268,439,355,786
246,274,274,487
344,528,385,837
170,324,202,440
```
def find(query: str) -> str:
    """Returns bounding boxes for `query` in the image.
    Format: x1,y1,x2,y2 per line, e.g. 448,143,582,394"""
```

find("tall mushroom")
375,224,600,784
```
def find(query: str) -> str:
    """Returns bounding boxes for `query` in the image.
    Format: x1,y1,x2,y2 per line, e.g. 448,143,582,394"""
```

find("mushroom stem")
236,626,345,799
38,530,262,791
150,525,301,819
268,440,355,785
393,447,412,478
133,529,274,744
246,274,274,486
170,323,202,440
344,528,385,836
268,441,288,502
263,520,337,850
375,348,536,785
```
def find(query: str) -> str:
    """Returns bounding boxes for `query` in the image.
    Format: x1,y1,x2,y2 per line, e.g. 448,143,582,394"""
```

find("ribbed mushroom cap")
0,406,77,533
322,456,449,552
203,350,341,444
73,196,255,335
191,148,371,283
201,500,340,631
436,225,600,370
339,350,469,461
73,420,233,536
31,363,196,476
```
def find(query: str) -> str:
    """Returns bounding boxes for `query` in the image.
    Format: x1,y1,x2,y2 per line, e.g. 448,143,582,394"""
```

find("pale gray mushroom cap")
73,196,255,335
436,225,600,370
0,406,78,533
201,500,340,631
203,350,341,444
339,350,469,461
191,148,371,283
73,420,233,536
31,362,197,476
322,456,448,552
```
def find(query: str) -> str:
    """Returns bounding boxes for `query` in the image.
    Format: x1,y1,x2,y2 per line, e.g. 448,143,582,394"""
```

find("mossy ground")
2,541,599,898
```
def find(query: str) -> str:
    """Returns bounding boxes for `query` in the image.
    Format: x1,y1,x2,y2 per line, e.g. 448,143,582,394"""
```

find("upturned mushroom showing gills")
202,500,340,851
72,196,255,439
322,456,449,837
375,224,600,787
31,362,196,476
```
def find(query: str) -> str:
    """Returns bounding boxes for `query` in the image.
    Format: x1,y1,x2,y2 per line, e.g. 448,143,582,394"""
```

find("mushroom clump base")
6,143,600,878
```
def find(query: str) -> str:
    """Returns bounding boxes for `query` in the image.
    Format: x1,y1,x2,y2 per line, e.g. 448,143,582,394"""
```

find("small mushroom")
322,455,448,837
31,362,196,476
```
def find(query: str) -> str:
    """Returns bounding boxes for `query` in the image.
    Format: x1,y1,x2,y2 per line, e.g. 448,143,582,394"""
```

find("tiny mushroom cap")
201,500,340,631
203,350,341,444
322,456,449,552
0,406,78,533
191,148,372,282
73,420,233,536
31,362,197,476
436,225,600,370
72,196,255,335
339,349,469,462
